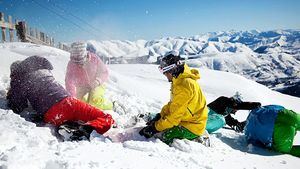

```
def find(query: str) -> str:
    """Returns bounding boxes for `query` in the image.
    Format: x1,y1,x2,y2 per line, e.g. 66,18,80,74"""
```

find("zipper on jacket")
187,107,194,116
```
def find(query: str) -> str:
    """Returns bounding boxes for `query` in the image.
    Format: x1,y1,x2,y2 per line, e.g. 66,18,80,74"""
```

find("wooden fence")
0,12,15,42
0,12,69,51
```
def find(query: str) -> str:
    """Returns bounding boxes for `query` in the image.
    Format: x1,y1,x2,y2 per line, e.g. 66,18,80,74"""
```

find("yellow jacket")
155,64,208,136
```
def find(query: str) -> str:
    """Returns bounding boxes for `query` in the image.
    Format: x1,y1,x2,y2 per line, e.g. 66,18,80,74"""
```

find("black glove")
232,121,246,133
139,123,158,138
225,115,246,133
146,113,161,125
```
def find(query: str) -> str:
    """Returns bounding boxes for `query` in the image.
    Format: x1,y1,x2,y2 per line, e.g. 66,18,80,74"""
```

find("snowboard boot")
57,121,94,141
113,101,127,114
193,130,211,147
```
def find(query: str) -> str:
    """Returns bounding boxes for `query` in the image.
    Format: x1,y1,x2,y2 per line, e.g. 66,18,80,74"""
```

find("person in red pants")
6,55,114,141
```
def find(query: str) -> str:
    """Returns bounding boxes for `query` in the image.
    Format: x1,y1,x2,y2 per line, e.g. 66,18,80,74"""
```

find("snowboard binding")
57,121,94,141
193,130,211,147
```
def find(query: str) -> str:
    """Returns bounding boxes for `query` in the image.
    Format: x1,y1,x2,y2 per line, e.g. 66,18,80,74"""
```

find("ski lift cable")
32,0,103,40
49,2,114,40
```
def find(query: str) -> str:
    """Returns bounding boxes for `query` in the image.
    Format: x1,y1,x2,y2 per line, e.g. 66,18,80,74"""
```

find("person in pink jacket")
65,42,113,110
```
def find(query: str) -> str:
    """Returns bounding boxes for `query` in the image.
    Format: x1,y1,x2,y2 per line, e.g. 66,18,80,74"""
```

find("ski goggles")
158,63,177,74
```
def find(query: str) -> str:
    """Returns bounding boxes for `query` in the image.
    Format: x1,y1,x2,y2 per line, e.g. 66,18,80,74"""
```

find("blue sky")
0,0,299,43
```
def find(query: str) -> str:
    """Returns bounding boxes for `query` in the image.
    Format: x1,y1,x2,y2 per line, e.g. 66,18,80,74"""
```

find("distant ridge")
88,29,300,97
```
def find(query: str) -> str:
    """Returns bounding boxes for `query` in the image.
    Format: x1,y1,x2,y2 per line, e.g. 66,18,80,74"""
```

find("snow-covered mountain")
0,42,299,169
88,29,300,97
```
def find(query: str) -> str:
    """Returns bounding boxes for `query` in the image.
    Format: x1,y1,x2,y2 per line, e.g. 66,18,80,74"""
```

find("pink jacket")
65,52,109,97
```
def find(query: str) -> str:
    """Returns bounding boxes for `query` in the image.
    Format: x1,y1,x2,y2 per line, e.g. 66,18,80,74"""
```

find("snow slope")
0,43,299,169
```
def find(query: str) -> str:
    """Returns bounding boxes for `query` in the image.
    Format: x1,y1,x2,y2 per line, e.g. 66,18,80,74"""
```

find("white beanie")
70,41,87,64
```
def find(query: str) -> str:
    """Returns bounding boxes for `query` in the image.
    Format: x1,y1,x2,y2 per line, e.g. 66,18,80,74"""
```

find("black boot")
77,125,95,140
57,121,95,141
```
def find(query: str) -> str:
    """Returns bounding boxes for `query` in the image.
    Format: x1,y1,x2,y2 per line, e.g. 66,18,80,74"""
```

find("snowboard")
104,126,146,143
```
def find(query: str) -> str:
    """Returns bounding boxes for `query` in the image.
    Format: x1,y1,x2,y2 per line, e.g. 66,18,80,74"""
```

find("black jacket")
7,56,69,115
207,96,261,127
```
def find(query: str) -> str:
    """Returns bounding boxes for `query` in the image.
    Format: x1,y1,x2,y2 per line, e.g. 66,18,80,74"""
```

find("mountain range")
88,29,300,97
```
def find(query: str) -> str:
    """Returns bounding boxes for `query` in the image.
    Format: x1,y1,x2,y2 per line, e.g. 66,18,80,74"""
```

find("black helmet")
159,51,183,77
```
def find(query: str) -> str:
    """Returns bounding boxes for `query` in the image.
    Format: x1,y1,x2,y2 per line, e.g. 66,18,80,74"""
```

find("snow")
0,42,299,169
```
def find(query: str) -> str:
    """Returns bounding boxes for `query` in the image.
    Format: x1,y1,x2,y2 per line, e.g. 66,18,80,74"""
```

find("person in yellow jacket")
139,51,209,145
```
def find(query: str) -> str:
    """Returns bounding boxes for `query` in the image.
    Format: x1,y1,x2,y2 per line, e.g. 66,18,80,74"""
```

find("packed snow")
0,42,299,169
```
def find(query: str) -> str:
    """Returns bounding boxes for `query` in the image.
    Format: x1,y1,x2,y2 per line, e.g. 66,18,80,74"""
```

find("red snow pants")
44,97,114,134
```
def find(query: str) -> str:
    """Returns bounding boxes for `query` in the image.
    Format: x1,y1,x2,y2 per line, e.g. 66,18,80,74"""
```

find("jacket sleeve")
159,102,170,117
65,62,77,96
6,78,28,114
233,102,261,110
155,87,191,132
207,96,234,115
94,57,109,86
225,114,239,127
